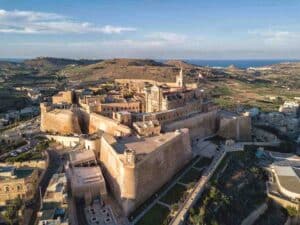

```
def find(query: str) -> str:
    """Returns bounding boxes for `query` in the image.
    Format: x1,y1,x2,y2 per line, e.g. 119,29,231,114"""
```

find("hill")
24,57,102,70
60,58,213,85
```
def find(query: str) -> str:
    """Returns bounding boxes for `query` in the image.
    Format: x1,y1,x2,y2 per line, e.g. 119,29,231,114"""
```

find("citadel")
40,68,251,219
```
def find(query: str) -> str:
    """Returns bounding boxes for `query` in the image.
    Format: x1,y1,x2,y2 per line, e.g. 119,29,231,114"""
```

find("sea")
1,58,300,69
185,59,300,69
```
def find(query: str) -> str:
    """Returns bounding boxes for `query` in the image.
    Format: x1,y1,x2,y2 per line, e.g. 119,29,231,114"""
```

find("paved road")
27,149,61,225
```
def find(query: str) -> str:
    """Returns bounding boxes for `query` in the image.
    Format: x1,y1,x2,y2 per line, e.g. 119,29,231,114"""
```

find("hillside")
24,57,102,70
0,57,299,113
60,58,213,85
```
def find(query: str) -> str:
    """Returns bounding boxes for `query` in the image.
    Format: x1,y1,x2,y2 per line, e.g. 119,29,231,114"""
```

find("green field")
160,184,187,205
179,168,203,185
136,204,170,225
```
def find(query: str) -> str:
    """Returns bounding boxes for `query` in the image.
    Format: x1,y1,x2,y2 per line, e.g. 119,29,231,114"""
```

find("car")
16,149,23,153
10,152,18,157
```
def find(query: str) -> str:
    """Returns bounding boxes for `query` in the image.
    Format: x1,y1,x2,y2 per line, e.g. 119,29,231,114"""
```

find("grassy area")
179,168,203,185
189,150,267,225
135,204,170,225
194,157,213,169
160,184,187,205
5,151,43,163
0,140,27,154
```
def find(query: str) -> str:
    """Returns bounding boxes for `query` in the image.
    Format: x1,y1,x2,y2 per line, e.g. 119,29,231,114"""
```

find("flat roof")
14,168,34,179
69,149,96,165
113,130,182,155
0,166,15,173
274,166,300,194
71,167,104,186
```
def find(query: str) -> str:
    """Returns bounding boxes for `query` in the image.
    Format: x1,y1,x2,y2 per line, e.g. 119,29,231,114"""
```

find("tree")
286,206,298,217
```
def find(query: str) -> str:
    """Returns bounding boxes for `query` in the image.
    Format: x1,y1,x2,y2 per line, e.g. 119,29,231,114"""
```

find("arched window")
17,185,22,191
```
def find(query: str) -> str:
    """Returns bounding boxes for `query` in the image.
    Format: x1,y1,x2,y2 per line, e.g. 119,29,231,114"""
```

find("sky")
1,0,300,59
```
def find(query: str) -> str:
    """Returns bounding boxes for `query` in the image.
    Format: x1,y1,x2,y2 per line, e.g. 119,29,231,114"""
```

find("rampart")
99,129,192,215
163,110,218,139
40,103,82,135
45,135,80,147
218,114,252,141
89,113,132,137
52,90,74,104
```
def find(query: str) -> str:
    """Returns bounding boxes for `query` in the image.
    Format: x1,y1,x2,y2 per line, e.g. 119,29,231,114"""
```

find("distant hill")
60,58,211,84
24,57,102,70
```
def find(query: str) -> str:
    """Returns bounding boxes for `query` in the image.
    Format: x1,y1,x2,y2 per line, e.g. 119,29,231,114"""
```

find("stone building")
40,68,253,217
67,166,107,204
0,166,38,205
52,90,75,105
99,128,192,215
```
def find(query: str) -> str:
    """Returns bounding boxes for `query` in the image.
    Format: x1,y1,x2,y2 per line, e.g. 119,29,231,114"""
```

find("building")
52,90,75,105
38,173,68,225
99,128,192,215
41,68,252,217
279,101,299,117
42,173,67,205
69,149,97,167
0,166,38,205
67,166,107,204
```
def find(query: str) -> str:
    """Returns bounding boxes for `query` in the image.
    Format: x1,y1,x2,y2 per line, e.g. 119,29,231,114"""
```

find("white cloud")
248,29,300,43
0,9,136,34
146,32,187,43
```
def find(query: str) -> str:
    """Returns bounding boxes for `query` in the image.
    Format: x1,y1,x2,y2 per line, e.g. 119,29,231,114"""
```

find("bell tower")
176,67,185,88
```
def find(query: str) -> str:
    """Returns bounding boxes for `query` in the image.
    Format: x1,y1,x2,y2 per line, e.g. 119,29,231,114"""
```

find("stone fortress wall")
40,103,82,135
99,129,192,215
163,109,219,139
52,90,74,105
217,112,252,141
89,113,132,137
40,69,252,217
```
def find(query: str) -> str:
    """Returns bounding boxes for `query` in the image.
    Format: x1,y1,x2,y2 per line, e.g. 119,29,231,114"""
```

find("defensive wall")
218,113,252,141
163,109,219,139
52,90,74,104
40,103,82,135
89,113,132,137
99,129,192,215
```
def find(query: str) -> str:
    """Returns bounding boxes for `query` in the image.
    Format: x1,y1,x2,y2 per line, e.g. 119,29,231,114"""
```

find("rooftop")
70,166,105,187
113,129,184,155
69,149,96,166
274,166,300,195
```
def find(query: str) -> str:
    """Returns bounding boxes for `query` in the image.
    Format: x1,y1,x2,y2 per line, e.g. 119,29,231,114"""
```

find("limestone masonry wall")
52,90,74,104
218,115,251,141
99,129,192,215
89,113,132,136
163,110,218,139
41,107,82,135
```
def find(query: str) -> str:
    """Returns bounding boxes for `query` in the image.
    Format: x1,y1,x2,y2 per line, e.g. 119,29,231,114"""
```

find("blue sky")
1,0,300,59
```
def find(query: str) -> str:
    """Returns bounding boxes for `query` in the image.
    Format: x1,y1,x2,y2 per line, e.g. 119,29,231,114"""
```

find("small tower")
176,67,185,88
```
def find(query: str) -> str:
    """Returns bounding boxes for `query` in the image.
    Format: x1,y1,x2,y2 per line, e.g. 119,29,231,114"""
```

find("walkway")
169,148,227,225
